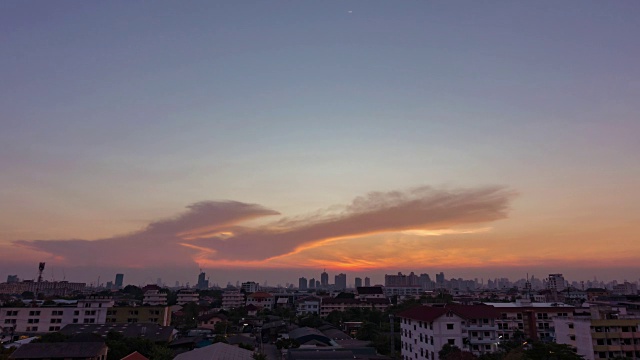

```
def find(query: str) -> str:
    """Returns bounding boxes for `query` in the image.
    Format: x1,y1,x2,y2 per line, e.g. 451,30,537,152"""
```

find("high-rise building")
308,278,316,289
354,277,362,288
436,272,445,288
320,270,329,288
299,277,308,290
241,281,259,293
548,273,566,292
315,280,320,288
196,271,209,290
335,273,347,290
364,277,371,287
385,272,419,286
115,274,124,289
6,275,19,283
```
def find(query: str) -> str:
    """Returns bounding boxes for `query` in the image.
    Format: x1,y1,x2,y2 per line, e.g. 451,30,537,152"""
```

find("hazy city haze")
1,1,639,285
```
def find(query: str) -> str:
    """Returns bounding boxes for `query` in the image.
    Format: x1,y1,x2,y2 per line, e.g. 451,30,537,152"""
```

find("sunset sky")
1,1,639,286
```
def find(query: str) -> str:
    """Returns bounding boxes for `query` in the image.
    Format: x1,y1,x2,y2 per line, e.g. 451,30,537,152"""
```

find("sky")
1,1,639,287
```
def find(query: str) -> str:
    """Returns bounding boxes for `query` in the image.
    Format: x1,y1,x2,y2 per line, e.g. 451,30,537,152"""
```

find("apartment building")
0,297,113,334
319,298,389,317
246,292,274,310
105,306,170,326
554,305,640,360
176,289,199,305
484,300,573,341
398,304,501,360
221,291,245,310
296,296,321,316
142,290,168,306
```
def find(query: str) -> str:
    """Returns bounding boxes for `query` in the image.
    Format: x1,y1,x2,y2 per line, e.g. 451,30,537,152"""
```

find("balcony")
466,324,498,331
469,338,498,344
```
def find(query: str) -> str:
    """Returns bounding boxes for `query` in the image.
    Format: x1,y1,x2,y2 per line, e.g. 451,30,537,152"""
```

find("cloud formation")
14,186,516,269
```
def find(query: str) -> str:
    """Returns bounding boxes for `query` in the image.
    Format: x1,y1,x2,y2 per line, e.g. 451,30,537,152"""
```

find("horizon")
1,2,639,285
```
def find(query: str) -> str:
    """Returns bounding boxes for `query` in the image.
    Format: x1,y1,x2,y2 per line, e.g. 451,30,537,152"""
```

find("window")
73,318,78,323
74,311,79,316
128,318,138,323
52,310,63,316
48,326,61,331
6,310,18,316
50,319,62,323
448,339,455,345
85,310,96,316
447,324,454,330
29,311,41,316
26,326,38,332
4,319,16,324
28,319,39,324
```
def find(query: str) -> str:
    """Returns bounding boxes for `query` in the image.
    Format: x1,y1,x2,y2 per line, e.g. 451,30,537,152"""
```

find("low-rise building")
296,296,321,316
221,291,245,310
142,290,167,306
484,299,573,341
246,292,274,310
320,298,389,317
9,341,108,360
105,306,171,326
177,289,199,305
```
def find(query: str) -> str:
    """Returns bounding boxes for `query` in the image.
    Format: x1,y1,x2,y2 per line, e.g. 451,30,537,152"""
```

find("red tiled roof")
397,306,447,322
121,351,149,360
446,304,501,319
248,292,273,298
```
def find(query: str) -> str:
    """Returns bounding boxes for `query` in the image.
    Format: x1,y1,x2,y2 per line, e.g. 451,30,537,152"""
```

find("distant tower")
355,277,363,288
115,274,124,289
335,273,347,290
364,277,371,287
321,269,329,288
299,277,308,290
197,271,209,290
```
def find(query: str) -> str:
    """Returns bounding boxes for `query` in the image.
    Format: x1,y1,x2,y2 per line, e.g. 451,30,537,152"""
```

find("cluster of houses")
2,280,640,360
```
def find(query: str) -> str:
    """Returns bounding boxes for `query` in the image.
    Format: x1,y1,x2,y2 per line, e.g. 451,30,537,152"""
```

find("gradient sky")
1,1,639,286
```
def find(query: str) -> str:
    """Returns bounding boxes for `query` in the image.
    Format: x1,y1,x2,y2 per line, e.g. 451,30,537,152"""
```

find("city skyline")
1,2,639,285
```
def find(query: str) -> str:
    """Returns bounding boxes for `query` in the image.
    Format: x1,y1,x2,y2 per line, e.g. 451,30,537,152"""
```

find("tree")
523,342,584,360
439,344,463,360
356,322,380,341
252,353,267,360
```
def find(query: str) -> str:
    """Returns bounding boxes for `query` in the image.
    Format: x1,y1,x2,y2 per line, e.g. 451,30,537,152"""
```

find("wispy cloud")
14,186,516,269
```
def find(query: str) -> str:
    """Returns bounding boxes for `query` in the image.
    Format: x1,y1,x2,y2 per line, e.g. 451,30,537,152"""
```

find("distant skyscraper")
335,273,347,290
364,277,371,287
436,272,445,288
315,280,320,288
299,277,308,290
115,274,124,289
308,278,316,289
6,275,18,283
157,278,163,287
106,281,113,290
321,270,329,288
196,271,209,290
355,277,362,288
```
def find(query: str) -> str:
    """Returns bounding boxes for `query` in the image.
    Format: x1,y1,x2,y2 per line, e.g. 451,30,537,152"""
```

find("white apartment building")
0,297,113,335
384,286,423,297
398,304,500,360
296,296,320,316
177,289,199,305
221,291,245,310
241,281,259,294
246,292,274,310
143,290,168,306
